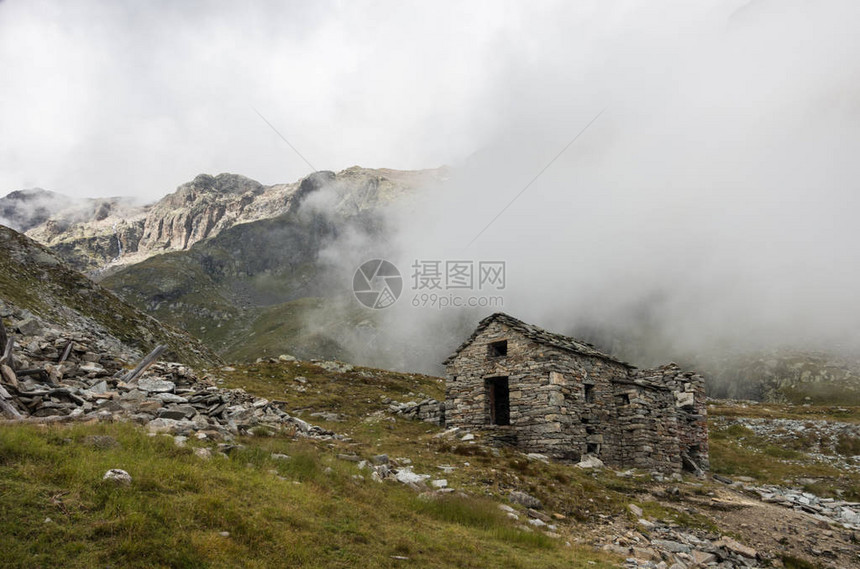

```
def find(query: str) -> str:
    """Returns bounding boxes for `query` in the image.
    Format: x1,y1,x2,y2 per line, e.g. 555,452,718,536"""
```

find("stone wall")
445,320,709,474
390,398,445,425
604,380,682,472
634,364,710,471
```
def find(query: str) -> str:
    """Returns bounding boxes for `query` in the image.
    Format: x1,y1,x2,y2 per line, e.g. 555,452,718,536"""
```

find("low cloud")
304,0,860,374
4,1,860,376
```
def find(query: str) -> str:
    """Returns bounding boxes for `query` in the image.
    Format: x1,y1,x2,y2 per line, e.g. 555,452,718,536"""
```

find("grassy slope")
0,362,623,569
1,422,608,569
100,210,337,358
219,297,372,363
99,249,244,348
0,226,219,367
708,402,860,501
5,361,857,567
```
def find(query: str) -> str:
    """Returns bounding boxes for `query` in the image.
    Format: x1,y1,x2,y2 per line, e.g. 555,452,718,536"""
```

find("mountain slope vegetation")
0,225,218,367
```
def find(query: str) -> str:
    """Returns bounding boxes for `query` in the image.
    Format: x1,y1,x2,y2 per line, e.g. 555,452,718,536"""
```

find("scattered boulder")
16,317,44,336
193,448,212,460
509,490,542,509
103,469,132,485
137,377,175,393
394,467,430,486
714,536,758,559
577,455,605,469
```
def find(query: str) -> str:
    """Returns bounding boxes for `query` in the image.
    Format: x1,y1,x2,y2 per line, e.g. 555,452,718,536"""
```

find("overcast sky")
1,0,518,199
271,0,860,368
2,0,858,200
3,0,860,365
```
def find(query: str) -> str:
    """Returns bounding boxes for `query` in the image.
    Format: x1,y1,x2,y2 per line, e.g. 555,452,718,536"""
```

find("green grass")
0,422,615,569
219,297,369,362
217,360,444,420
9,356,856,568
778,383,860,406
835,433,860,456
781,554,824,569
708,408,860,500
217,361,646,522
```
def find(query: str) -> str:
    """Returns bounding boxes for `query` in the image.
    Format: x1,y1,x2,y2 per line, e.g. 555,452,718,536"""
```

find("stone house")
444,313,709,473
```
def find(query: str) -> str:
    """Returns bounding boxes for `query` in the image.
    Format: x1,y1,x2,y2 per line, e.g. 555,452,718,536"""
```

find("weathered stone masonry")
444,313,708,473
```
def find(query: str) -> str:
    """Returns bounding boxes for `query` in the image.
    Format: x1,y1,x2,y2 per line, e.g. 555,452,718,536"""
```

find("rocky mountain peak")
137,172,291,254
6,166,447,276
169,173,266,205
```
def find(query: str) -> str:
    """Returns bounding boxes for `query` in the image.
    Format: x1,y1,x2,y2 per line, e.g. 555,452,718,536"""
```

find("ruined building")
444,313,709,473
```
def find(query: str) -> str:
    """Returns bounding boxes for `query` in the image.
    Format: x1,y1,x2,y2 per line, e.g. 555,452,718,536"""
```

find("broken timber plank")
0,317,6,357
120,345,167,383
16,368,49,380
17,366,56,386
0,337,13,367
58,341,73,364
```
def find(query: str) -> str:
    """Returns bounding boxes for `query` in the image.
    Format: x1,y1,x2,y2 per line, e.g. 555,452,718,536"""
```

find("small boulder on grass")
194,448,212,460
576,455,604,469
103,469,132,486
509,490,542,509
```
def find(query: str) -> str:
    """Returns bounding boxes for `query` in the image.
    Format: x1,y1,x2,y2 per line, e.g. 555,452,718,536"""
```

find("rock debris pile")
0,312,338,442
711,476,860,530
607,523,762,569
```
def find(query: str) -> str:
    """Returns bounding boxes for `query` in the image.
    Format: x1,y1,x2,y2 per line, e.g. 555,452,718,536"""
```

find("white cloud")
0,0,506,198
3,0,860,369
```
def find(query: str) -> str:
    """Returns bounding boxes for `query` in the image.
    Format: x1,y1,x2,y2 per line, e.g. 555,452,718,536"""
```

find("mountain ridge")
7,166,860,405
5,166,447,276
0,224,219,368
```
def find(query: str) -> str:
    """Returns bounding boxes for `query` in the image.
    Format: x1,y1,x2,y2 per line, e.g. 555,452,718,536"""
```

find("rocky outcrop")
703,350,860,405
713,414,860,473
137,173,277,252
11,166,446,275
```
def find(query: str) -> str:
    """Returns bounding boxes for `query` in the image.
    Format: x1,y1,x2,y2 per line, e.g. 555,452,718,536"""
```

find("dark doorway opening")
485,377,510,426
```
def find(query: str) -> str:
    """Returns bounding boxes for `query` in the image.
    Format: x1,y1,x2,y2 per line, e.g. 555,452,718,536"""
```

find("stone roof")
443,312,634,368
